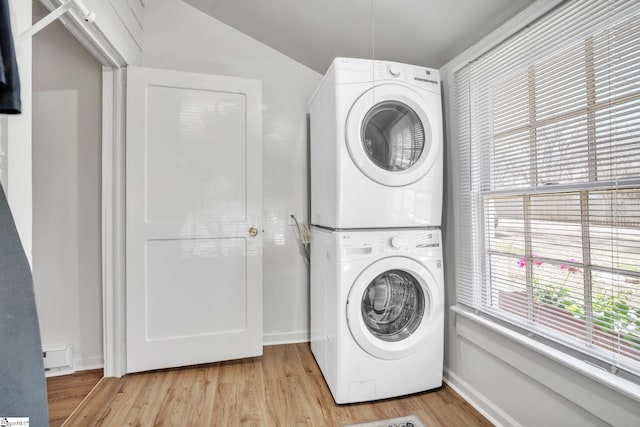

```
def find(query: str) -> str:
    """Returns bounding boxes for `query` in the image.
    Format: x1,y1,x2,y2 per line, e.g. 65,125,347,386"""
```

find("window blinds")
453,0,640,376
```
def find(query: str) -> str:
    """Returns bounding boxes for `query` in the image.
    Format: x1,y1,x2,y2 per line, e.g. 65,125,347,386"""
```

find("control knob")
387,64,401,77
389,236,402,249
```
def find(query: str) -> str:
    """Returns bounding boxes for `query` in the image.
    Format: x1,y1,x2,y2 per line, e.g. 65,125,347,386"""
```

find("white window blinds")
453,0,640,376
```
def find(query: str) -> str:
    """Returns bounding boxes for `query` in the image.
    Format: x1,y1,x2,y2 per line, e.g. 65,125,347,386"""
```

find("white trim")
44,368,74,378
38,0,127,67
443,368,521,427
101,67,127,377
101,67,115,377
263,331,310,346
446,0,564,75
18,0,95,42
44,354,103,375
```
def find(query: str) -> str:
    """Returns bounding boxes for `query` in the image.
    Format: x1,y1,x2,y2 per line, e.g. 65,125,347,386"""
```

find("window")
453,0,640,377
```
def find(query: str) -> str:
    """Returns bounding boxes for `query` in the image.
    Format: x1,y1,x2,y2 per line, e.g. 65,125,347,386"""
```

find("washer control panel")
339,229,441,259
377,230,440,253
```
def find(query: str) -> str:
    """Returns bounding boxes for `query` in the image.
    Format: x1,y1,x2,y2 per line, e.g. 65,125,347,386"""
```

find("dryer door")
346,256,440,360
345,83,440,187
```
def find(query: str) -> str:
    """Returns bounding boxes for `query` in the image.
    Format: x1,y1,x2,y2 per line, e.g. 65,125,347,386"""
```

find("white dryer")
310,57,443,229
310,226,444,404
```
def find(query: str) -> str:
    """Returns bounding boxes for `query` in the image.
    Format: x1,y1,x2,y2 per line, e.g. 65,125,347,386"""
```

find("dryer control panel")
332,57,440,93
373,61,440,90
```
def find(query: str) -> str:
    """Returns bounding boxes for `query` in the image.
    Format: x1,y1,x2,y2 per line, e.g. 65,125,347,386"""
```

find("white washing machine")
309,57,443,229
310,226,444,404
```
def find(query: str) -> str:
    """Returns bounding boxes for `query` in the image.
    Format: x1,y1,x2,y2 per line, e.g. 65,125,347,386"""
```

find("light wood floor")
46,368,103,426
56,343,491,426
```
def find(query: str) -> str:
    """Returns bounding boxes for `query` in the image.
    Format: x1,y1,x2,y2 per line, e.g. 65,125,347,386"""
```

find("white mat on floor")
343,414,425,427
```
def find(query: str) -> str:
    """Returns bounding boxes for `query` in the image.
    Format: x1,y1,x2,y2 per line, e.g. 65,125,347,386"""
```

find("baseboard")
45,367,75,378
263,330,310,346
443,367,520,427
60,333,306,374
74,356,104,372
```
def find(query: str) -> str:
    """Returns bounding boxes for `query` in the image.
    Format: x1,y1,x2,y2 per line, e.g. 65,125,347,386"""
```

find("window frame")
450,0,640,381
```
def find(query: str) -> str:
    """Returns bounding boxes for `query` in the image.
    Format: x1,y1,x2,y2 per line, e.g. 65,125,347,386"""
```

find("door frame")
38,0,130,377
101,67,127,377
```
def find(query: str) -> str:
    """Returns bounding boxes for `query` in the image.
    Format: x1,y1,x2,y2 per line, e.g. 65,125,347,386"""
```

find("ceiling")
184,0,535,74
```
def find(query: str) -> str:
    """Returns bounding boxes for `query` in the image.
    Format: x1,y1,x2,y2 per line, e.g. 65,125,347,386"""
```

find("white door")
125,66,262,373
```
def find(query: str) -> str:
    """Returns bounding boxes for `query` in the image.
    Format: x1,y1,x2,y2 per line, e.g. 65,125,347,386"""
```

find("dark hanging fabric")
0,184,49,426
0,0,21,114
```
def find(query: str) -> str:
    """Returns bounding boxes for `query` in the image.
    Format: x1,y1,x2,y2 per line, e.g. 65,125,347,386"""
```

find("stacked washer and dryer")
309,57,445,404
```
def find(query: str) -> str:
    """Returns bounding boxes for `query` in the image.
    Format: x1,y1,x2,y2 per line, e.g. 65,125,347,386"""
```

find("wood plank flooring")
46,368,103,427
59,343,491,426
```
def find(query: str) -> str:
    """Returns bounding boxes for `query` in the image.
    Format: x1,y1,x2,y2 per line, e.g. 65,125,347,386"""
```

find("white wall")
441,1,640,425
142,0,322,344
3,0,32,263
2,0,142,272
32,3,103,372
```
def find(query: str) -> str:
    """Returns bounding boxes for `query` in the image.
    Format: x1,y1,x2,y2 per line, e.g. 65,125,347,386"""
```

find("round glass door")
361,101,425,172
345,83,440,187
347,256,438,360
361,269,425,342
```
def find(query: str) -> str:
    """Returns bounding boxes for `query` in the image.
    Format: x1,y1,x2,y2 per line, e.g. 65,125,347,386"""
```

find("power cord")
290,213,310,262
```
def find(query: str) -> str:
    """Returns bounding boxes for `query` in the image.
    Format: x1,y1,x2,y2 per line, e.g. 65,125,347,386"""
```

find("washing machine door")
346,256,439,360
345,83,440,187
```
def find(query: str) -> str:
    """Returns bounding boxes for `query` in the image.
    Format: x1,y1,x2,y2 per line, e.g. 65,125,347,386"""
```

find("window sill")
450,304,640,404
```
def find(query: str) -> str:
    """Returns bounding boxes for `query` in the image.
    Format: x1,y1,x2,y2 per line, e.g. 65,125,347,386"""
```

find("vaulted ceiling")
184,0,535,73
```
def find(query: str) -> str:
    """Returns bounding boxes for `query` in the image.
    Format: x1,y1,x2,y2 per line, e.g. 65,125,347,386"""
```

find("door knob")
249,227,259,237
